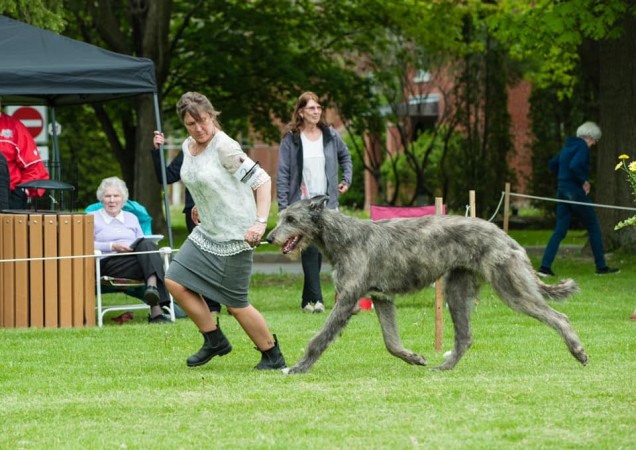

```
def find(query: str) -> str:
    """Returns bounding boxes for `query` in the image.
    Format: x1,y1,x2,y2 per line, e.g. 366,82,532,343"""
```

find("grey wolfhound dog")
266,196,589,374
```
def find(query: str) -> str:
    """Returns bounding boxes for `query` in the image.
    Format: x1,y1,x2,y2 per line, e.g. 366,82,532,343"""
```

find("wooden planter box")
0,213,95,328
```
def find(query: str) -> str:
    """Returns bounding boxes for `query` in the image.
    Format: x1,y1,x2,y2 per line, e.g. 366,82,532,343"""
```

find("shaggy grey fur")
267,196,589,374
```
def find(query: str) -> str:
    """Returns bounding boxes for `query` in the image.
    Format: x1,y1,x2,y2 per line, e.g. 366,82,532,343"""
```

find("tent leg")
153,93,173,248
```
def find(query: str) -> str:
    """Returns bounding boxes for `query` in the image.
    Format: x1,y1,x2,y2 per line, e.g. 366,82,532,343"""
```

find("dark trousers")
9,189,27,209
184,207,221,313
301,244,323,307
541,188,607,270
100,239,170,305
0,154,9,210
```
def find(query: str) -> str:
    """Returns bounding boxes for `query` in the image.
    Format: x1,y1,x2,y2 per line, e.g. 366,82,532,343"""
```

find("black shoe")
187,322,233,367
536,267,555,278
144,285,160,306
255,334,286,370
148,314,172,324
595,267,620,275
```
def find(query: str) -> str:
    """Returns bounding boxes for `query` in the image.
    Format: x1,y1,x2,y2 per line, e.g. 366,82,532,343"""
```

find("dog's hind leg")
283,297,356,374
371,293,427,366
491,260,589,366
508,299,588,366
434,269,479,371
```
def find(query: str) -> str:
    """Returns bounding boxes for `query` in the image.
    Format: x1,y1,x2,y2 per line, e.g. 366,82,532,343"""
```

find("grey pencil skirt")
166,239,252,308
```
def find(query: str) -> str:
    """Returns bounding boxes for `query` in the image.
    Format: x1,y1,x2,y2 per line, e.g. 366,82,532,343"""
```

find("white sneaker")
302,304,315,313
313,302,325,313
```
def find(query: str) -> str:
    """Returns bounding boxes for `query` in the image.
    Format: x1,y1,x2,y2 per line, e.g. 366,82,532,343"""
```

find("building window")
413,69,431,83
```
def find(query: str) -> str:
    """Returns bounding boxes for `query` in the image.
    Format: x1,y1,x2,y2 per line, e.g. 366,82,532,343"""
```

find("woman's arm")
150,147,184,185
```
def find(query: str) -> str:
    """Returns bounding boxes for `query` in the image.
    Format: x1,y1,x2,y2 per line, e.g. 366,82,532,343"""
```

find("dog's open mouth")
282,236,302,254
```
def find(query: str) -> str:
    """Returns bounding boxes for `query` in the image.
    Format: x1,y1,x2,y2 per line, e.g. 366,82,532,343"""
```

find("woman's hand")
153,131,165,150
111,242,133,253
244,221,267,248
191,206,200,225
583,180,591,195
338,181,349,194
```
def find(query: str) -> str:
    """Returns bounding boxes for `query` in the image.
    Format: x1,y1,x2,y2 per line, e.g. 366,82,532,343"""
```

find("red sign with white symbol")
10,106,47,143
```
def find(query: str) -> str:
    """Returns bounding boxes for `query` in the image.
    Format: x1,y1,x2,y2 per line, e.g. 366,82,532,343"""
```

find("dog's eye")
286,217,296,224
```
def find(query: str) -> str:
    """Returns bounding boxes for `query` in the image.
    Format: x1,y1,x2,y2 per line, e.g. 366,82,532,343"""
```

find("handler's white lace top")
180,131,270,256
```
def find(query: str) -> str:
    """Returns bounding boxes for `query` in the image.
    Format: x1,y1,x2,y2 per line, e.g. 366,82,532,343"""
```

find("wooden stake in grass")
434,197,444,352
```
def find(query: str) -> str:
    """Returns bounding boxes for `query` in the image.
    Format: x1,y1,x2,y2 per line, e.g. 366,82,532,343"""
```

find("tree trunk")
597,15,636,249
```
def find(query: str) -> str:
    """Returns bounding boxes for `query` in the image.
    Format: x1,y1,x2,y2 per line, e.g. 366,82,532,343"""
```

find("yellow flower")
615,162,623,171
619,154,630,160
629,161,636,172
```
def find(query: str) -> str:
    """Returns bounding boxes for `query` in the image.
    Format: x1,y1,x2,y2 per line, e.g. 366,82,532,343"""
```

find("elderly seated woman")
90,176,171,324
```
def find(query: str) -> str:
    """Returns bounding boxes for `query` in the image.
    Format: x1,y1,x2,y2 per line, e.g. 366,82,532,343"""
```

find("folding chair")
95,247,176,326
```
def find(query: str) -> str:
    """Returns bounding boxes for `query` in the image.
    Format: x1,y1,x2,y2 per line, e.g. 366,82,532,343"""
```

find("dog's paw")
402,351,427,366
409,355,427,366
432,360,456,371
281,365,308,375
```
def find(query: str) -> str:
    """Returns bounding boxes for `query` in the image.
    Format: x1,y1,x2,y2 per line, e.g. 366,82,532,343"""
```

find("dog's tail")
538,278,579,301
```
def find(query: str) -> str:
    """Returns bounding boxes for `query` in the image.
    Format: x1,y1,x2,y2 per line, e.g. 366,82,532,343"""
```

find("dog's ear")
309,195,329,212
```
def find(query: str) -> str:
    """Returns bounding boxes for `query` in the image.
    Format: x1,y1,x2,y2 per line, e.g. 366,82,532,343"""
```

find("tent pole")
49,107,60,181
154,93,173,248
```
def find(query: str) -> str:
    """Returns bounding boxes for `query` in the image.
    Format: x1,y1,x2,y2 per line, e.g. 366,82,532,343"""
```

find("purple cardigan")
90,209,144,255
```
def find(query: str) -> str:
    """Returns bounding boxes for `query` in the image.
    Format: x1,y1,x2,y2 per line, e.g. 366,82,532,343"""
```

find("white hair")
96,176,129,203
576,121,602,141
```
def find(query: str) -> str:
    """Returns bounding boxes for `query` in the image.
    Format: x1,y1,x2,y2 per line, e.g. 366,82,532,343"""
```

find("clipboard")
130,234,164,247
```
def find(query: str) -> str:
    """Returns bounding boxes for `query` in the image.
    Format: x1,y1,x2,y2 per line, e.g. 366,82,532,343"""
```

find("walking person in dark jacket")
277,91,352,313
537,121,619,277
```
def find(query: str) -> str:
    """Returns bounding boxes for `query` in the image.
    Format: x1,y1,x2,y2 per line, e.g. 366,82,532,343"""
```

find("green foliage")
613,155,636,230
338,134,366,209
0,0,65,31
446,20,517,217
12,0,636,224
165,0,381,143
378,128,463,206
488,0,635,96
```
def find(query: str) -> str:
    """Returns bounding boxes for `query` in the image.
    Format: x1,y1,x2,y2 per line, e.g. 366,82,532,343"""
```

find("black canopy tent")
0,15,173,246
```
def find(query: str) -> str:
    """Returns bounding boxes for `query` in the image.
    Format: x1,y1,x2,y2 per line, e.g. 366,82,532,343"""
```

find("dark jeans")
541,188,607,270
301,243,323,307
184,207,221,313
100,239,170,306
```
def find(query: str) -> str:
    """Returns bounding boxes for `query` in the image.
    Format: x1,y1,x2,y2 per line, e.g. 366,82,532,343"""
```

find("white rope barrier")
487,191,506,222
485,190,636,224
509,192,636,211
0,248,175,264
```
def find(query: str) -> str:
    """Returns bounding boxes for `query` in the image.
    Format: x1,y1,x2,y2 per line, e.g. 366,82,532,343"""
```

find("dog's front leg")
372,294,427,366
282,297,355,374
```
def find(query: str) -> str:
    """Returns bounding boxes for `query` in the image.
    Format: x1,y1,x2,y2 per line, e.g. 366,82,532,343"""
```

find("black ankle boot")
187,322,232,367
255,334,286,370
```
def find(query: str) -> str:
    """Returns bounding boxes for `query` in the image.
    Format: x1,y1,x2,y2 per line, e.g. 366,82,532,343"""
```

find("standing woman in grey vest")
276,91,353,313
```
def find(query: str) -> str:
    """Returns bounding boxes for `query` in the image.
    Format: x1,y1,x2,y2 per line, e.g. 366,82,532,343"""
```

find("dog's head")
266,195,328,259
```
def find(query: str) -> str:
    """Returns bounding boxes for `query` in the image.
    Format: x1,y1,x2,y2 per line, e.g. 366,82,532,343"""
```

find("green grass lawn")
1,245,634,449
